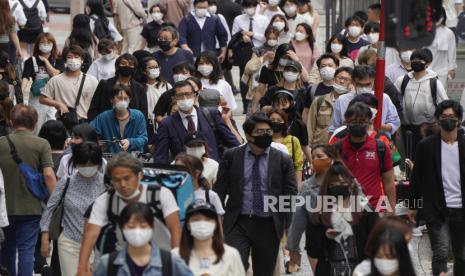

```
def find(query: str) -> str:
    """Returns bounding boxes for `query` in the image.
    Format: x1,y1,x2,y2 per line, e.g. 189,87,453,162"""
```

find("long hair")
174,153,210,190
269,14,289,33
326,33,349,58
271,43,295,70
32,33,60,60
194,51,223,84
86,0,109,26
0,0,14,35
0,51,16,80
179,210,225,265
267,107,289,137
0,80,12,128
69,14,93,50
296,23,315,52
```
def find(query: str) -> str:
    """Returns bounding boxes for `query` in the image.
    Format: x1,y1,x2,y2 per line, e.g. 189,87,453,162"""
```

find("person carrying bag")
59,74,86,130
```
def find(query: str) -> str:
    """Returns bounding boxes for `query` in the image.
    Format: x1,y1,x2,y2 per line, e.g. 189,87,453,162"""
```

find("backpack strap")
147,185,165,222
107,251,120,276
5,135,22,164
309,84,318,102
160,249,173,276
12,2,18,12
430,77,438,108
400,74,410,96
74,74,86,109
205,188,210,204
316,95,326,114
32,0,40,9
375,139,386,173
17,0,26,8
32,57,39,75
106,189,119,228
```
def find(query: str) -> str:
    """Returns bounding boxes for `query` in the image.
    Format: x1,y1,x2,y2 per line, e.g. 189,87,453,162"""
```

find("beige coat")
113,0,147,30
307,92,335,147
159,0,190,27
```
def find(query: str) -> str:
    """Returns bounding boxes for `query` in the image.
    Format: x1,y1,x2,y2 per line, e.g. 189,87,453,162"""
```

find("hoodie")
395,71,448,125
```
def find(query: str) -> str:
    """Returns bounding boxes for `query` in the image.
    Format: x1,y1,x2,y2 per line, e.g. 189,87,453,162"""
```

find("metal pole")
326,0,331,44
374,0,385,129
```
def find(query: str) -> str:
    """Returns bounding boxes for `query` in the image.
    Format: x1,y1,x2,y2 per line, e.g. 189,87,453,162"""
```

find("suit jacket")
87,77,148,121
410,134,465,223
214,145,297,239
178,13,228,57
153,107,240,164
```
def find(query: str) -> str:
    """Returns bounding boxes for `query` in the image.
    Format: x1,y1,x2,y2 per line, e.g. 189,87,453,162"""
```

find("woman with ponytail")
0,80,13,136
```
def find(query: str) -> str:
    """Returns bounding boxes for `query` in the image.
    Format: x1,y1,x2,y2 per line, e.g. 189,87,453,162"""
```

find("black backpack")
400,74,438,108
91,15,112,40
457,11,465,40
18,0,43,33
334,139,387,172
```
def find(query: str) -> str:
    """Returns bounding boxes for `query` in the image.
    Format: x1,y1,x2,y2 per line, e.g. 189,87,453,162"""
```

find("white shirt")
271,142,289,155
18,0,47,21
201,78,237,111
9,0,27,26
262,7,284,20
0,170,9,228
88,185,179,226
56,154,107,180
179,108,198,131
86,57,117,82
172,244,246,276
194,188,225,215
190,11,209,29
232,13,269,47
428,25,457,76
441,140,462,208
202,157,219,186
146,82,172,120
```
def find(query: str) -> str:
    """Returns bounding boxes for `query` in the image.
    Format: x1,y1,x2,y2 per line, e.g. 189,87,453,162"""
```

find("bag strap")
12,2,18,12
316,95,326,114
205,189,210,204
160,249,173,276
32,57,39,74
74,74,87,108
430,77,438,108
107,251,119,276
59,178,71,205
400,74,410,96
5,135,22,164
18,0,26,8
375,139,386,173
32,0,40,9
201,107,217,132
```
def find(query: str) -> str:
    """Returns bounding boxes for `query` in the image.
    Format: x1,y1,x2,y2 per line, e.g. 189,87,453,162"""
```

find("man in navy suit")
153,80,240,164
178,0,228,61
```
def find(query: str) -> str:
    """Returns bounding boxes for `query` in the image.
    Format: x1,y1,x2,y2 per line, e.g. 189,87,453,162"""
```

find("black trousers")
225,216,280,276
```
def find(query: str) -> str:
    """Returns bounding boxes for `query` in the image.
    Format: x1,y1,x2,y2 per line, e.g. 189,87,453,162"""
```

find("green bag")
31,78,48,97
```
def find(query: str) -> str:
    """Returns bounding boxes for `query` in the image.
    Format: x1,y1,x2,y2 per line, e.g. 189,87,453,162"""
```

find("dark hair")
195,51,223,84
0,51,16,80
364,21,380,34
267,108,288,136
434,100,463,120
410,48,433,64
335,66,354,78
353,65,376,80
264,25,281,40
62,44,86,60
368,3,381,11
158,25,179,41
296,23,315,52
118,202,154,229
86,0,109,26
115,53,138,77
270,14,289,33
326,33,349,57
149,3,167,15
350,93,378,109
107,152,144,176
350,13,367,25
241,0,258,7
365,217,412,257
72,141,103,167
0,80,13,128
172,61,196,75
186,76,202,91
243,112,272,135
71,123,99,143
174,152,210,189
434,6,447,26
316,53,339,68
311,144,340,160
38,120,68,150
173,80,195,95
69,14,93,50
142,56,167,88
33,33,60,60
344,102,373,120
112,84,133,99
193,0,209,5
366,227,416,276
97,38,116,54
271,43,295,70
11,104,38,130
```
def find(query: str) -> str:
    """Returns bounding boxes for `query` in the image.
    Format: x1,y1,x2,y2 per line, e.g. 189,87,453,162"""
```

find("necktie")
249,17,254,32
186,115,195,132
252,154,263,214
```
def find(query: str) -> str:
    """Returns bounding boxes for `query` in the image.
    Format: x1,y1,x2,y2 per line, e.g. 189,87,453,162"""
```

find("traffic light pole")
374,0,386,129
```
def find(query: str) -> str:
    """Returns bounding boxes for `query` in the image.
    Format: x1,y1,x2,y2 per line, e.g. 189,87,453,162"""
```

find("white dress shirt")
179,107,198,131
9,0,27,26
232,13,269,47
201,78,237,111
18,0,47,21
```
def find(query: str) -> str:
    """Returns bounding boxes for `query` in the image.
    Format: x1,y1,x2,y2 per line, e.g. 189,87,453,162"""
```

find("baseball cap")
186,199,218,218
183,131,208,146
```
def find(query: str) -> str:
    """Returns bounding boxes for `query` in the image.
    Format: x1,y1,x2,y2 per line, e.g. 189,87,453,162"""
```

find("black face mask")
271,122,288,134
118,66,134,77
348,124,367,137
328,185,350,198
440,118,459,132
411,61,426,73
251,134,273,149
159,40,172,52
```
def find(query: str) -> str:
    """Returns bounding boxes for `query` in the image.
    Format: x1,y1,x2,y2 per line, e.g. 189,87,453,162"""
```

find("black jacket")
384,76,402,114
87,77,148,121
217,0,242,30
410,134,465,223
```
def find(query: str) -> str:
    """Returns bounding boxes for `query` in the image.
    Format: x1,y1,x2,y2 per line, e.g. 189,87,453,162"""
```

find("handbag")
6,135,48,200
49,178,70,240
60,74,86,130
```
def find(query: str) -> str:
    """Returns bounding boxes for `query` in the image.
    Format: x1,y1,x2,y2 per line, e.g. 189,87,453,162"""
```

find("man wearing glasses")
153,80,239,164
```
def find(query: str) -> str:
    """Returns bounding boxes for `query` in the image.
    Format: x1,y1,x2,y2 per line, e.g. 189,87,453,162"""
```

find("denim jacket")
93,245,193,276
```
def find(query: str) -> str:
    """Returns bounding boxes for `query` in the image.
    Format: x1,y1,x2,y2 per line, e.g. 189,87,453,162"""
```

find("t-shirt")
258,66,282,86
127,254,147,276
153,88,174,117
303,82,333,108
22,56,65,81
0,130,54,215
147,82,172,120
86,57,117,81
344,38,370,61
194,188,225,215
441,140,462,208
42,72,99,120
202,158,218,186
153,48,194,84
141,21,162,48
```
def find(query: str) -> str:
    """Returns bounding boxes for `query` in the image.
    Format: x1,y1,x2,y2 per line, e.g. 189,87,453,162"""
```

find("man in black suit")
214,112,297,276
409,100,465,276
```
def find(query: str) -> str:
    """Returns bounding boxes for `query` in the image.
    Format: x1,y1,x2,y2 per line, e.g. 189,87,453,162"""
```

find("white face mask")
245,7,256,16
198,65,213,77
367,33,379,44
267,39,278,47
123,228,153,247
77,166,98,178
356,86,372,94
370,107,378,120
195,8,208,18
66,58,82,71
186,146,206,159
189,221,216,240
320,67,336,81
115,100,129,111
208,5,217,14
152,12,163,21
268,0,280,6
333,83,349,95
348,26,361,37
102,53,114,62
173,74,189,83
279,58,290,67
294,32,307,41
331,43,343,54
116,187,141,200
148,68,160,79
272,21,285,31
39,43,53,54
177,98,195,112
400,50,412,64
283,71,299,83
283,5,296,16
374,258,399,275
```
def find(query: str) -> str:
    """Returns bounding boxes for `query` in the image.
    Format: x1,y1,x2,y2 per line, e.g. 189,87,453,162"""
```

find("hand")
218,49,226,63
263,51,275,62
17,49,25,61
241,31,254,37
120,139,130,151
405,158,414,171
243,35,252,43
449,69,456,80
408,209,417,225
286,50,299,62
58,103,69,115
76,264,92,276
40,238,51,257
38,55,49,64
325,228,340,240
289,250,302,267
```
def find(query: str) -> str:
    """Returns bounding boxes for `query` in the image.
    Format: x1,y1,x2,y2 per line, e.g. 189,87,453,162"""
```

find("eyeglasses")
335,76,351,82
253,129,274,135
174,92,196,100
439,115,458,120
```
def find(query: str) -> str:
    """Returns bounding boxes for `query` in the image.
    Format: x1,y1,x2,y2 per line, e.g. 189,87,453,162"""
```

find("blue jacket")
178,13,228,57
90,109,148,153
153,107,240,164
92,245,193,276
